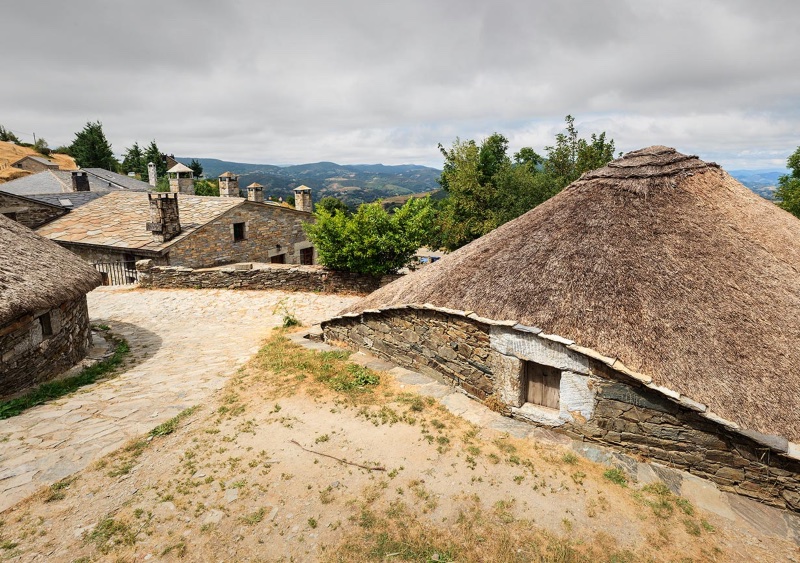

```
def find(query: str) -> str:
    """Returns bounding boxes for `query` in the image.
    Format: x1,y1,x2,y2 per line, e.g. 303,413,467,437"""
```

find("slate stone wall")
0,192,66,228
167,202,314,268
323,309,800,512
136,261,401,295
0,296,92,398
323,309,498,399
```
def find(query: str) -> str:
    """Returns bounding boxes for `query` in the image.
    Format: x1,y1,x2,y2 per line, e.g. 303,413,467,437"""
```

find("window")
39,312,53,337
300,247,314,265
270,253,286,264
233,222,246,242
523,361,561,409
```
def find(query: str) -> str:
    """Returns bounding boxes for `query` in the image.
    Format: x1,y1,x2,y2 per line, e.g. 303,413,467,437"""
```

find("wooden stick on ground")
290,439,386,471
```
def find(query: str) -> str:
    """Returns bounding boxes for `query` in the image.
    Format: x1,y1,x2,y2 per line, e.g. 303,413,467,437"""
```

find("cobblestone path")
0,287,359,512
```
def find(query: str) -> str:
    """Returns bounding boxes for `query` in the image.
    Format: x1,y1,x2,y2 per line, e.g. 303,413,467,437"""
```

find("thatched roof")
0,215,101,325
342,146,800,441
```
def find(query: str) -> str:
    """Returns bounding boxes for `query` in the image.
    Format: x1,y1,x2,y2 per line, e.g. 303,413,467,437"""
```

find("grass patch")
150,406,201,437
0,337,130,419
603,468,628,487
84,517,138,554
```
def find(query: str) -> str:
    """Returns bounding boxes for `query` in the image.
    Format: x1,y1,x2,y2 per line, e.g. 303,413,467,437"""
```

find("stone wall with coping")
0,296,92,398
136,261,402,295
322,308,800,512
0,192,66,229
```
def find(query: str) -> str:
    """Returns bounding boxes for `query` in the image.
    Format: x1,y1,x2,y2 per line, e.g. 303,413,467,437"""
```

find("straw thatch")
0,215,101,325
343,146,800,441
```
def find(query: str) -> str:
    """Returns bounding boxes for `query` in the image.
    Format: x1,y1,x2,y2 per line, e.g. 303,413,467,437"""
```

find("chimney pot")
71,171,90,192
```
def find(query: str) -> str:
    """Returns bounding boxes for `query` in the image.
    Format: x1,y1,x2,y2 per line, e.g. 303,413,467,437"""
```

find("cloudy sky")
3,0,799,170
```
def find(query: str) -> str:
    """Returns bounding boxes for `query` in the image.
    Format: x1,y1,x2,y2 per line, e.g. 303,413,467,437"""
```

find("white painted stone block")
489,326,589,374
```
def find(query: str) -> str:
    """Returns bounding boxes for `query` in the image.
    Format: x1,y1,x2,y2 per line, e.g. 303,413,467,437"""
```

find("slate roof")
29,192,108,209
82,168,152,192
11,155,58,168
36,192,244,253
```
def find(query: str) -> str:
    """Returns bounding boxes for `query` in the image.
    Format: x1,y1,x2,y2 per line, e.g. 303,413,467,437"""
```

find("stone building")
0,215,101,397
219,172,240,197
0,191,67,228
35,191,317,272
10,155,59,173
323,146,800,511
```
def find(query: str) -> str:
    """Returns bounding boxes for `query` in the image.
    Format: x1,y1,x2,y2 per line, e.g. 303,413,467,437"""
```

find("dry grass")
0,331,789,562
0,140,77,184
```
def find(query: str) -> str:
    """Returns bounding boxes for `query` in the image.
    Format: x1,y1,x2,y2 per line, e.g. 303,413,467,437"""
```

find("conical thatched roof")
0,215,102,325
342,146,800,441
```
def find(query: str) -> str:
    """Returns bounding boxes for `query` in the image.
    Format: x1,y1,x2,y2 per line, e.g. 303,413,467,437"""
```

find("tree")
0,126,21,144
315,196,350,216
194,179,219,196
33,137,50,156
69,121,117,170
144,140,167,178
436,116,616,250
121,142,145,177
189,159,203,178
775,146,800,218
304,197,436,275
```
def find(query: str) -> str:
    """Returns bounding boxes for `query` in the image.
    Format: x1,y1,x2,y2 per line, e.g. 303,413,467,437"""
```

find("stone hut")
36,191,316,269
323,146,800,512
167,163,195,195
11,155,59,173
0,215,101,397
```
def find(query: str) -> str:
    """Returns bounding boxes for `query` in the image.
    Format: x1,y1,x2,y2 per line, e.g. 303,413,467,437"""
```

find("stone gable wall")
323,309,800,512
136,261,401,295
0,296,92,398
167,203,314,268
0,192,66,228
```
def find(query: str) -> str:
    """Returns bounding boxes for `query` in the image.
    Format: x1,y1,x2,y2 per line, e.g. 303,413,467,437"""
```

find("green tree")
315,196,350,216
436,116,616,250
121,142,145,177
304,197,436,275
69,121,117,170
194,179,219,196
33,137,50,156
189,159,203,178
775,146,800,218
0,126,21,144
144,141,167,177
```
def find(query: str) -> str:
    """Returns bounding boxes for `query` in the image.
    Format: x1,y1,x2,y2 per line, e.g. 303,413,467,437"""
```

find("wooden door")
524,362,561,409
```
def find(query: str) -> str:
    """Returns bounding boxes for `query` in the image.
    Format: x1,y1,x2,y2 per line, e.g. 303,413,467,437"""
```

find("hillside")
181,157,441,206
0,141,77,183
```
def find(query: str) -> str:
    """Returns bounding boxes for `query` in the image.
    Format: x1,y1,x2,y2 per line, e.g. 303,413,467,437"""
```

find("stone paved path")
0,287,359,512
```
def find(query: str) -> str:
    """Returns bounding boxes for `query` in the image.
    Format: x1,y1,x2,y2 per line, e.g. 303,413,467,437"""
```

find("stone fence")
135,260,401,295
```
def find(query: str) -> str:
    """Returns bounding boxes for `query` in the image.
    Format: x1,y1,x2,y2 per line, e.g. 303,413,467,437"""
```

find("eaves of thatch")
334,146,800,445
0,215,102,326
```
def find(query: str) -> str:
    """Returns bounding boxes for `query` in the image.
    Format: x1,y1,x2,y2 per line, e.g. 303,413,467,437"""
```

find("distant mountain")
728,169,786,200
178,157,442,207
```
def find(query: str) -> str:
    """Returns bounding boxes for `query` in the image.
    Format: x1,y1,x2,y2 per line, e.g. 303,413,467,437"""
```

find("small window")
523,362,561,409
300,247,314,265
233,222,246,242
39,312,53,337
270,253,286,264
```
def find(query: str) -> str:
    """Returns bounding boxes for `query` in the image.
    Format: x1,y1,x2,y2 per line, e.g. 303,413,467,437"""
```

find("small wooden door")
524,362,561,409
300,247,314,265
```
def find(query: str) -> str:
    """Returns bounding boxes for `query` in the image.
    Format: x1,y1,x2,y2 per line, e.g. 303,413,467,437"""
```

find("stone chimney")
246,182,264,203
219,172,240,197
167,163,195,195
147,162,157,187
293,185,312,213
146,193,181,243
71,171,90,192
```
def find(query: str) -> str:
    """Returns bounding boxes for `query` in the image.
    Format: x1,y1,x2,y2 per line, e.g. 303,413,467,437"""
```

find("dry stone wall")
0,296,92,397
323,308,800,512
137,261,401,295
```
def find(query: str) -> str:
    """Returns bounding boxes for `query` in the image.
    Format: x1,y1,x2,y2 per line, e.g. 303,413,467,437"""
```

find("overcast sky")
3,0,798,170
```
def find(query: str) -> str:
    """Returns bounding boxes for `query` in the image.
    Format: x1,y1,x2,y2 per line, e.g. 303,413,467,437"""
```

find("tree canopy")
69,121,117,170
436,115,616,250
775,146,800,218
304,197,436,275
189,159,204,178
315,196,350,216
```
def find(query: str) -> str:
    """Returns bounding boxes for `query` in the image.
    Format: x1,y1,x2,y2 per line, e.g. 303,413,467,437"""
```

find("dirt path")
0,287,359,512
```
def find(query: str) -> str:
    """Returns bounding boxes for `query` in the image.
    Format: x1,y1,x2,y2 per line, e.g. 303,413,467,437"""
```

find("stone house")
35,188,317,278
10,155,59,173
323,146,800,512
0,190,67,228
0,215,101,397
